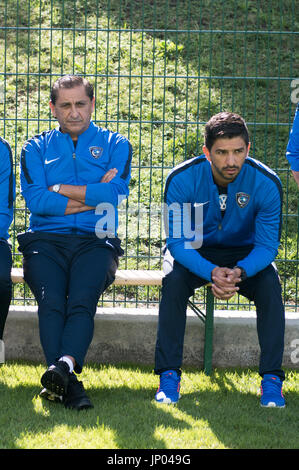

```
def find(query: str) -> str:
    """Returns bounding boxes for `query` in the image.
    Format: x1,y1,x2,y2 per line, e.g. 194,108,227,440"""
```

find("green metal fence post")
204,286,214,375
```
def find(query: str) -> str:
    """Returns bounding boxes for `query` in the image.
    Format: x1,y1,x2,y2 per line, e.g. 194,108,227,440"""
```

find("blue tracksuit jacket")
20,121,132,235
0,137,15,240
164,155,282,281
286,103,299,171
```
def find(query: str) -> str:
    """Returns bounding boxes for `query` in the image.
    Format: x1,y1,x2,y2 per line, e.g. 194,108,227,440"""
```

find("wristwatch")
53,183,61,193
234,266,247,281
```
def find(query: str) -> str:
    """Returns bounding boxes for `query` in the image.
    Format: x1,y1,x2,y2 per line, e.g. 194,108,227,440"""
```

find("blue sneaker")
155,370,181,404
260,374,285,408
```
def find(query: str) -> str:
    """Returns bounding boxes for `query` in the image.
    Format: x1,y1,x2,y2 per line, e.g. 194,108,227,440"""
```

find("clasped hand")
211,266,241,300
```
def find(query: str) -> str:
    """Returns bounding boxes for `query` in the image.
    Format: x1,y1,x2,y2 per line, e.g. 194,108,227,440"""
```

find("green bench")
10,267,215,375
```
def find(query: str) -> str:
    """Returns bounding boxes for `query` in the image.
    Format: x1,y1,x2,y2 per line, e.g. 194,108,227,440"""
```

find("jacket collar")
56,121,98,142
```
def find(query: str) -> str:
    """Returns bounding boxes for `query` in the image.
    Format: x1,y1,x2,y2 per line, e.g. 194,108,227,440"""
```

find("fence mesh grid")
0,0,298,311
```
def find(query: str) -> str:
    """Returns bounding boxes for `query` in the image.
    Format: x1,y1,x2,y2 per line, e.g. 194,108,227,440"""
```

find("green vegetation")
0,0,298,308
0,361,298,449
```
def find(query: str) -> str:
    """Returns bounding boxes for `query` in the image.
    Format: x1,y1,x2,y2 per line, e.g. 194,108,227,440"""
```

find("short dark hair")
50,75,94,104
204,112,250,150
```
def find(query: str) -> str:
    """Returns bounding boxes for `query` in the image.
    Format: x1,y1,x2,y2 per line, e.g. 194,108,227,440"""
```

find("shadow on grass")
177,371,299,449
0,362,298,449
0,362,189,450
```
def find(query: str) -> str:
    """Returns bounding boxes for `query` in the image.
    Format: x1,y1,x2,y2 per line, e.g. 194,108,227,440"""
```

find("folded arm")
49,168,118,214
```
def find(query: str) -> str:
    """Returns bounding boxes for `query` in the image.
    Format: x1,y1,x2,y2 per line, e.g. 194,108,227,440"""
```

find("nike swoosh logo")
45,157,60,165
194,201,209,207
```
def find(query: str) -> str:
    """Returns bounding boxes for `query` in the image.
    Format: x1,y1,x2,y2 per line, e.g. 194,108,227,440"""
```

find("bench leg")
204,286,214,375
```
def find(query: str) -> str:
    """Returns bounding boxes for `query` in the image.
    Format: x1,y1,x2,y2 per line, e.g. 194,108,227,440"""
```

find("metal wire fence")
0,0,298,311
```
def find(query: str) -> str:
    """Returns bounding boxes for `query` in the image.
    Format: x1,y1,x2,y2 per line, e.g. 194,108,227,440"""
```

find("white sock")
58,356,74,373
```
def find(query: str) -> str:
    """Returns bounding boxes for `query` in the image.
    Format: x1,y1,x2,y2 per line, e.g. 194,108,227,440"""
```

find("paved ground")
2,306,299,371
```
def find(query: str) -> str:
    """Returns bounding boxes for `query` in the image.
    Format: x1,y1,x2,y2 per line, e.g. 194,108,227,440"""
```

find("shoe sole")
155,393,181,404
41,369,68,396
64,398,94,410
260,402,285,408
39,388,63,404
155,398,179,404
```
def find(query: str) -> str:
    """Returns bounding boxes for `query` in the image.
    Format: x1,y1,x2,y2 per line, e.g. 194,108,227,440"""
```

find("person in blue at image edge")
18,75,132,410
286,103,299,188
0,137,15,357
154,111,286,408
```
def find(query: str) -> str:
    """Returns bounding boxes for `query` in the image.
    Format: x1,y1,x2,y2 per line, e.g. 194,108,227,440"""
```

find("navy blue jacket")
20,122,132,236
286,103,299,171
164,155,282,281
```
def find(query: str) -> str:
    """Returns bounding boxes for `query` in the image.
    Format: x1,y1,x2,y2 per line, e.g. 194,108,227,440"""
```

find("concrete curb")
3,306,299,369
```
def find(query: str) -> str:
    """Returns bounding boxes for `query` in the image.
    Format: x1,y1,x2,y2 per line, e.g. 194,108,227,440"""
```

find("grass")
0,361,298,450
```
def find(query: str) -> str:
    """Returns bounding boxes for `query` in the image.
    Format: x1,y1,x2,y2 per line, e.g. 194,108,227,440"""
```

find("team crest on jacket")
236,192,250,208
89,146,103,159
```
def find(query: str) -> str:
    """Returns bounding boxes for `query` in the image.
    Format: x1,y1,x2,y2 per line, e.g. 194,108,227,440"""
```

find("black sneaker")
63,373,94,411
41,361,70,397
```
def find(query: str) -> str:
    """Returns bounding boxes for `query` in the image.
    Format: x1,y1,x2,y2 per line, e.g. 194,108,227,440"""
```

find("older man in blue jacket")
154,112,286,408
18,75,132,409
0,137,15,354
286,103,299,187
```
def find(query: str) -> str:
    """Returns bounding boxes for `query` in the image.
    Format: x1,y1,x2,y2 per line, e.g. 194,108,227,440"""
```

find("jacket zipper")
70,140,78,231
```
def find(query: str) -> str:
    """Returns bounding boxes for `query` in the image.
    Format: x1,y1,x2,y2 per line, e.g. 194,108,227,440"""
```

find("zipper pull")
72,152,76,159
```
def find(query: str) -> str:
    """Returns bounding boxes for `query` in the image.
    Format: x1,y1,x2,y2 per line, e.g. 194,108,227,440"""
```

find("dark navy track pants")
0,240,12,340
18,232,120,373
155,258,285,380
